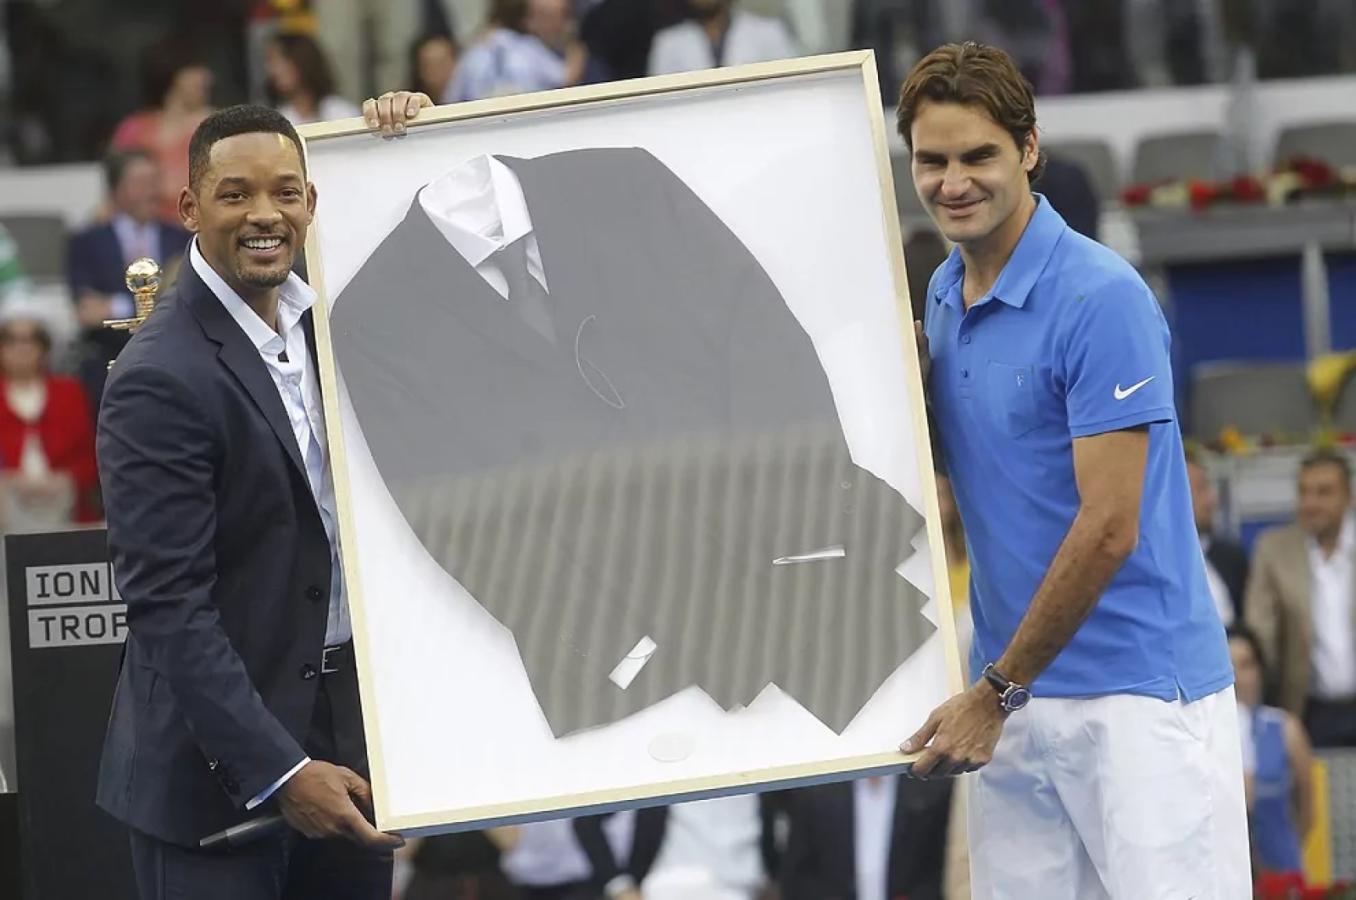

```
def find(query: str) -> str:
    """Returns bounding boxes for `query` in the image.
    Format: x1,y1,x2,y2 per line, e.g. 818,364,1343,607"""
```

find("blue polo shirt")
924,196,1231,701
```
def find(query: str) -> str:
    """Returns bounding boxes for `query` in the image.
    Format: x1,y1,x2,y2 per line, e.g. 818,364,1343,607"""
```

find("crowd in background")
0,1,1354,897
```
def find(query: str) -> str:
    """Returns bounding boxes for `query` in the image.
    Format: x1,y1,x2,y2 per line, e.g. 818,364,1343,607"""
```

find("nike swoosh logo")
1114,376,1155,400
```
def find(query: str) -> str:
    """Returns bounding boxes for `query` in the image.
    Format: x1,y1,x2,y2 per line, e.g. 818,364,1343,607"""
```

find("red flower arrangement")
1121,155,1356,212
1255,870,1356,900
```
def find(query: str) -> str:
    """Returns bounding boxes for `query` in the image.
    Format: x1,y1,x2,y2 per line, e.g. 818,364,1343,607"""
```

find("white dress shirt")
1309,513,1356,699
853,776,897,900
1199,535,1234,626
645,795,763,898
418,155,549,298
648,11,799,76
501,813,634,887
189,241,349,806
111,214,162,318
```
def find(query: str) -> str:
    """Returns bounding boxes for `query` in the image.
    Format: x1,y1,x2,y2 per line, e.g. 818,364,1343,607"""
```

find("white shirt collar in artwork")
417,154,548,298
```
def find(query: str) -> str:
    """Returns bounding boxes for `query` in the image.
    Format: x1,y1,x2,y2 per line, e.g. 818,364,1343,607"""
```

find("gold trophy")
105,257,162,368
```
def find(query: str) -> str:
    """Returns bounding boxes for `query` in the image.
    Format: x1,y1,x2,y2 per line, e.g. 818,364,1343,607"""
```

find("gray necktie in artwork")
494,236,556,344
330,148,934,738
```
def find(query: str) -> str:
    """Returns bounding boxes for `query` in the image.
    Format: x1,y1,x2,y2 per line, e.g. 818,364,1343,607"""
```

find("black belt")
321,642,350,675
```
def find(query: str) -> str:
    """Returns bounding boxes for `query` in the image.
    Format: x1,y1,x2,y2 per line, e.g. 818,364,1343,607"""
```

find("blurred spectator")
780,775,952,900
1247,449,1356,747
1034,154,1100,241
1229,624,1314,875
904,229,948,324
0,225,26,306
640,796,769,899
409,31,461,98
399,830,516,900
647,0,799,76
0,309,98,529
577,798,776,899
499,814,634,898
1187,447,1249,625
446,0,588,102
111,43,214,223
265,32,362,127
316,0,421,102
971,0,1072,95
578,0,686,82
67,148,190,413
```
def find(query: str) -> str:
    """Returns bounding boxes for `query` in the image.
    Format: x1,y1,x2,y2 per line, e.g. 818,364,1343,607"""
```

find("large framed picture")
297,50,962,836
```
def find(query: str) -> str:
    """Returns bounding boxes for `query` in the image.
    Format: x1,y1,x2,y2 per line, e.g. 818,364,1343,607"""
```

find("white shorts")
968,686,1251,900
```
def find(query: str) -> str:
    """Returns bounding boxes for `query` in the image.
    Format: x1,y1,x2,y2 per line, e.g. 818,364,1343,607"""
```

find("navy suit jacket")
95,256,335,846
780,778,952,900
68,220,190,298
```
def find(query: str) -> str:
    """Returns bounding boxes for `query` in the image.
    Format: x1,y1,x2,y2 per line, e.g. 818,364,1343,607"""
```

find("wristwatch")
982,664,1032,714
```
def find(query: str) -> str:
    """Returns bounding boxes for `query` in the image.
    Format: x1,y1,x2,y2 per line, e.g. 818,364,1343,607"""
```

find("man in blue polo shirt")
895,43,1248,898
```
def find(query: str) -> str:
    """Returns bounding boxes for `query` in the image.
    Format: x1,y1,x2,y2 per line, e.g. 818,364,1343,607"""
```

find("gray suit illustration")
330,147,932,736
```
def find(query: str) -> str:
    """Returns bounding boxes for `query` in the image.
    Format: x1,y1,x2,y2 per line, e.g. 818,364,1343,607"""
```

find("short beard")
236,262,291,290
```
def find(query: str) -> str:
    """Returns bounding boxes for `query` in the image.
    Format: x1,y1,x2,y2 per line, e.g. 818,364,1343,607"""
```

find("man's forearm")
994,508,1135,686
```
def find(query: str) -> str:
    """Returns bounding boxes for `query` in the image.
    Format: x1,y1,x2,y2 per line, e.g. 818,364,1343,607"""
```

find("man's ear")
306,182,317,223
179,186,200,233
1022,132,1039,175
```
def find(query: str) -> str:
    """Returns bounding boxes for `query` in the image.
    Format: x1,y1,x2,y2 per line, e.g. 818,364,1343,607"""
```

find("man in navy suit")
96,97,428,899
67,149,190,410
780,776,952,900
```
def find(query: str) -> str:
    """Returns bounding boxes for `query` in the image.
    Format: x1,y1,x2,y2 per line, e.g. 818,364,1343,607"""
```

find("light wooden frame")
297,50,964,836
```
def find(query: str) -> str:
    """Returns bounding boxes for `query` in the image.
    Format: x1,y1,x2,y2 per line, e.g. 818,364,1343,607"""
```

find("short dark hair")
490,0,530,32
267,33,337,105
896,41,1047,183
1225,624,1269,684
188,105,306,192
104,148,156,194
1300,447,1353,489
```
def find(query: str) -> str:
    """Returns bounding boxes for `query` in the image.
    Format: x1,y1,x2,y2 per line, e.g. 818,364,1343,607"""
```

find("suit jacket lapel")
181,259,308,478
1285,525,1314,649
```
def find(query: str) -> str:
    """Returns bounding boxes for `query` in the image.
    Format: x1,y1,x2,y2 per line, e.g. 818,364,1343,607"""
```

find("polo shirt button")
962,335,972,344
300,663,317,681
961,368,970,378
306,585,323,601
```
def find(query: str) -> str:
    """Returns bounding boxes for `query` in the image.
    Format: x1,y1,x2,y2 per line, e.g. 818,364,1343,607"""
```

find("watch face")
1005,686,1032,712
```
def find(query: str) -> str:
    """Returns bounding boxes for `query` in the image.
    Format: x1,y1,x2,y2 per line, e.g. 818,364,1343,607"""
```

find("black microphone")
199,813,289,850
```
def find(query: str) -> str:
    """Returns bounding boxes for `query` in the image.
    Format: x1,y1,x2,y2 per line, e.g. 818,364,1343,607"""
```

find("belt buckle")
321,645,341,675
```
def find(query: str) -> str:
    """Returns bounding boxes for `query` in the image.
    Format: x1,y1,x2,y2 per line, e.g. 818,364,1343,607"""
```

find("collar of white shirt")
1307,512,1356,566
189,237,317,354
112,213,158,264
417,155,548,296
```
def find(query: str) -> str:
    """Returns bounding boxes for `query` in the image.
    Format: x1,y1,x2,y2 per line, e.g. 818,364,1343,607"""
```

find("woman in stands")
265,32,361,127
0,309,98,529
111,43,214,223
1230,625,1315,874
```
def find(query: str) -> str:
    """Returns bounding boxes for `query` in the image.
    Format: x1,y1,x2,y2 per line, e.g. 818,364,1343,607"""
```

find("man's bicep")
1071,427,1149,517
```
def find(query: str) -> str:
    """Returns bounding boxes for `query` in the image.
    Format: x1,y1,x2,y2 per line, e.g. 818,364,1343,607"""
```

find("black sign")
6,529,135,899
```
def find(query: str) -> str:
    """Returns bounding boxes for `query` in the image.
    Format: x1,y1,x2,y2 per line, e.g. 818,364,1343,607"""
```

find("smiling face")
179,132,315,301
910,99,1037,249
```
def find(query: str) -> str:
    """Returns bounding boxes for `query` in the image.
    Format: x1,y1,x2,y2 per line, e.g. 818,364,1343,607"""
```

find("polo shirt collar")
931,193,1067,311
